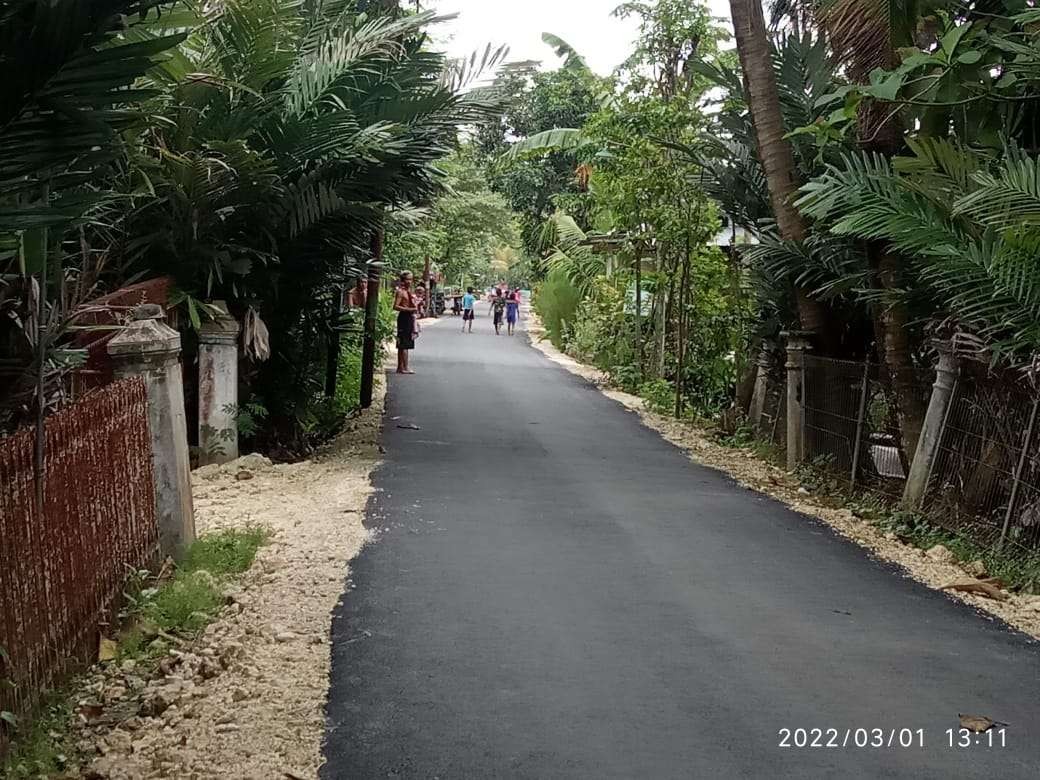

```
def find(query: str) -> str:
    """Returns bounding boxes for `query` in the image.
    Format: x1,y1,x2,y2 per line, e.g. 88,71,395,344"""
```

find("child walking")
505,289,520,336
490,289,506,335
461,287,476,333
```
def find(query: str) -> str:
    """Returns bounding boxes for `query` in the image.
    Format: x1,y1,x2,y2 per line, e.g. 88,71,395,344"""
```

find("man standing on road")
461,287,476,333
394,271,418,374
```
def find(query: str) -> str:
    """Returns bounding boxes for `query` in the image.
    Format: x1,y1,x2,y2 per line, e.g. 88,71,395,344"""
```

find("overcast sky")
429,0,732,77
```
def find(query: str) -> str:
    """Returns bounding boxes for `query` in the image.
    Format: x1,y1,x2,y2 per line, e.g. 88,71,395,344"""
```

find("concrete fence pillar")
197,301,241,466
783,331,812,471
108,304,195,560
903,341,959,510
749,339,775,427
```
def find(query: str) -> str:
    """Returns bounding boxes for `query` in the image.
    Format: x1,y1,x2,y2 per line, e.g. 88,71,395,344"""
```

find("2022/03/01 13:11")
947,728,1007,747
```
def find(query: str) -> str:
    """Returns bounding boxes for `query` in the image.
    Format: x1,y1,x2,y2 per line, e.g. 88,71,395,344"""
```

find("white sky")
429,0,733,77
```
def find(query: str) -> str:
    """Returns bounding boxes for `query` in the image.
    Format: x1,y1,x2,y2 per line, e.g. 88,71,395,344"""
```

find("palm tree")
727,0,835,343
814,0,931,458
798,139,1040,359
0,0,185,429
119,0,505,442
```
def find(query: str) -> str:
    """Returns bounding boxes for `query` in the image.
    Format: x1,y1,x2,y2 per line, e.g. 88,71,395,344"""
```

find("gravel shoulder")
525,319,1040,642
75,377,385,780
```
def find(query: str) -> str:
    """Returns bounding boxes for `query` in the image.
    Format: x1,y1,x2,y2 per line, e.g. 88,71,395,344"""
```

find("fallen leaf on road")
959,713,1008,732
396,423,421,430
941,580,1009,601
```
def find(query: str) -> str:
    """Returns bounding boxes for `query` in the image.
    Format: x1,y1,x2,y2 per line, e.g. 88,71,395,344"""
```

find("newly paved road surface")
324,311,1040,779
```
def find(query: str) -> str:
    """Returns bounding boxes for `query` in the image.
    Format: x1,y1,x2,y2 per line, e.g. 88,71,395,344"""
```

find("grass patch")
2,528,269,775
180,526,269,577
1,693,75,779
145,574,225,634
858,503,1040,593
140,528,270,636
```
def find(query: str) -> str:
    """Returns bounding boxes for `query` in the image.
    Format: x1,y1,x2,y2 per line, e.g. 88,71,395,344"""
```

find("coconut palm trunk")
728,0,833,343
822,1,929,461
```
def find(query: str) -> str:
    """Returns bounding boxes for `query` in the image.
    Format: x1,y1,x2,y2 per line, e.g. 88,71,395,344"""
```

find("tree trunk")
635,251,644,382
875,246,926,461
728,0,834,347
735,359,758,415
360,225,384,410
656,249,667,378
852,41,927,465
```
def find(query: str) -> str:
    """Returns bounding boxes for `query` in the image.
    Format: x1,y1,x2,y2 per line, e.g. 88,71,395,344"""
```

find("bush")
639,378,675,415
534,269,581,348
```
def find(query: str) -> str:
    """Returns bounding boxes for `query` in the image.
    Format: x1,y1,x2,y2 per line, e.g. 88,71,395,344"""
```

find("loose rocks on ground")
68,382,385,779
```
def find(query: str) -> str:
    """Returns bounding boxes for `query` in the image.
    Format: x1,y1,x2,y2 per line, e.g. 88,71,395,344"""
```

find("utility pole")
422,254,432,318
360,223,384,409
634,250,643,381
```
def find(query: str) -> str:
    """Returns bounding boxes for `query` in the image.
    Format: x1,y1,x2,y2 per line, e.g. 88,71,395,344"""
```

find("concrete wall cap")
197,307,240,341
107,316,181,357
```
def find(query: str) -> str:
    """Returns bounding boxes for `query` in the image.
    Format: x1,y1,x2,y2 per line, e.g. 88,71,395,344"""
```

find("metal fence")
924,368,1040,552
0,378,157,718
792,352,1040,553
801,356,932,497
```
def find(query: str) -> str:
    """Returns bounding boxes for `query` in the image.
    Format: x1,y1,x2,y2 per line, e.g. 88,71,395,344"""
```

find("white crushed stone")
527,318,1040,642
75,377,385,780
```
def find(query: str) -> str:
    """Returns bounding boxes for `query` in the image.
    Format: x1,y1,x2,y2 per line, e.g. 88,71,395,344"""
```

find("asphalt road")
324,310,1040,779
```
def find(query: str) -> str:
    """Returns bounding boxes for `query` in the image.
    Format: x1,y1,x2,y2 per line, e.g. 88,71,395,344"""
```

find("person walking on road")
394,271,418,374
490,288,506,335
461,287,476,333
505,288,520,336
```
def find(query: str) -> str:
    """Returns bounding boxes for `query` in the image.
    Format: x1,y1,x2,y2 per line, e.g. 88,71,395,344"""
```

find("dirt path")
525,319,1040,642
81,383,384,780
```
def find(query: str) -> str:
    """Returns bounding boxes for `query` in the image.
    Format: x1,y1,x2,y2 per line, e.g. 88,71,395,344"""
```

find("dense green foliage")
505,1,744,418
383,149,523,288
0,0,502,447
476,60,604,257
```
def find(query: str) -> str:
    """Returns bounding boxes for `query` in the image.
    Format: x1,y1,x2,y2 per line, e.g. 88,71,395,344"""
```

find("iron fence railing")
0,378,157,720
801,356,931,497
924,368,1040,552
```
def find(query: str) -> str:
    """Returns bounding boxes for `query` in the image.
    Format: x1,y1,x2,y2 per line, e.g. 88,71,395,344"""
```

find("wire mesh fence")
0,377,157,720
801,356,932,498
923,366,1040,553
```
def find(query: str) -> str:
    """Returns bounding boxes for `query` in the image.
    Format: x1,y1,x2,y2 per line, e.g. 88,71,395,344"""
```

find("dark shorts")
463,309,475,321
493,311,503,326
397,311,415,350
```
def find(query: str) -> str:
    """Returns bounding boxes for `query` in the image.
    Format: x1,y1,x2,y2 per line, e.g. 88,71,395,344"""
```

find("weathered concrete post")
108,304,195,559
903,340,959,510
197,301,241,465
749,339,775,427
783,331,812,471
